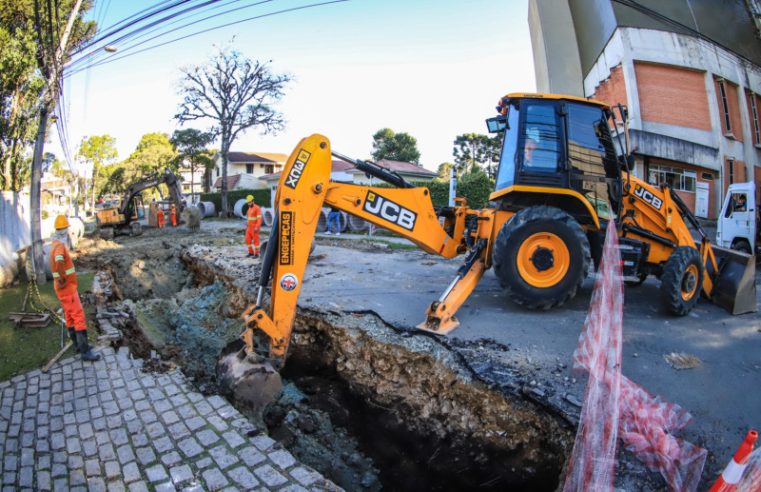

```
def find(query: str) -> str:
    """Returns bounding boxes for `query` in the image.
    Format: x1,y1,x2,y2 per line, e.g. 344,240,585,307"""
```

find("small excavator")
218,93,757,410
96,167,184,238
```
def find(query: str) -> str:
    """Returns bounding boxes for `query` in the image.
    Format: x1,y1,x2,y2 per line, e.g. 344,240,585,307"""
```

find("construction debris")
663,352,702,370
7,312,51,328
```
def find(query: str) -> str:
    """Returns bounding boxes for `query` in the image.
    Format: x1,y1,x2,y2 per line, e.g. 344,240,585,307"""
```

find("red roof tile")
213,174,241,189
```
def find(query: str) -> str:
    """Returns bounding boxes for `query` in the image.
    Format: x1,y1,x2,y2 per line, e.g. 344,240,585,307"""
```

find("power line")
67,0,348,77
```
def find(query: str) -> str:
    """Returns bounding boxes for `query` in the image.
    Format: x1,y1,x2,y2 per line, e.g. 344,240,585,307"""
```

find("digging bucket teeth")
710,245,758,315
216,340,283,413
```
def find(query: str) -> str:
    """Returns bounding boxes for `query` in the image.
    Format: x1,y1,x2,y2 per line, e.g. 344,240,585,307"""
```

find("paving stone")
37,470,52,491
107,481,126,492
209,445,239,469
110,428,129,446
178,438,203,458
136,447,156,465
18,466,33,487
153,436,174,453
79,423,94,440
250,435,276,452
207,396,226,409
253,464,288,488
161,451,182,467
207,416,228,432
227,466,259,489
185,416,205,432
169,465,194,485
68,454,84,469
194,457,213,469
70,468,86,486
269,449,297,470
201,468,229,490
239,446,266,467
196,429,220,447
51,463,67,478
221,431,245,449
278,485,308,492
85,459,101,477
127,481,149,492
194,401,213,416
117,444,136,464
288,466,321,487
168,422,189,440
154,482,176,492
145,464,168,483
131,433,149,448
81,439,98,457
123,462,141,483
104,461,121,480
153,399,172,414
86,477,107,492
146,422,165,439
53,478,68,491
98,443,116,462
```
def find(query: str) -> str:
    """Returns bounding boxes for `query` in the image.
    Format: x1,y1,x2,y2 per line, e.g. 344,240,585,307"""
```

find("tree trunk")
220,140,229,216
90,165,98,211
190,161,195,199
30,105,50,286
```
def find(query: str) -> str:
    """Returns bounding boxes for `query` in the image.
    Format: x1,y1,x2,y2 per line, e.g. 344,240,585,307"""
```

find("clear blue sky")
57,0,536,171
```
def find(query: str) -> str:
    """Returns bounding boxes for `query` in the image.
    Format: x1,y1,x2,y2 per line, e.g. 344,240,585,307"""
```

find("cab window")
521,103,561,173
495,103,521,190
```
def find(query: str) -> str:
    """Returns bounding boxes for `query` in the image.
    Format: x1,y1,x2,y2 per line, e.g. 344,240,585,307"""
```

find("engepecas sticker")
279,273,298,292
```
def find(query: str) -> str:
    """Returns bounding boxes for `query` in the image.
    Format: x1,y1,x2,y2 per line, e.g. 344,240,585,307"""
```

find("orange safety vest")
50,240,78,295
247,203,262,229
157,209,164,220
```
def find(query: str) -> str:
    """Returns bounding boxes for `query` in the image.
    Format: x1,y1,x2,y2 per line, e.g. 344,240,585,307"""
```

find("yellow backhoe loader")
218,93,757,410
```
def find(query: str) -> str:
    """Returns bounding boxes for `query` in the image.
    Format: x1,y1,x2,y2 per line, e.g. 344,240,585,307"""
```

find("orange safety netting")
563,222,707,492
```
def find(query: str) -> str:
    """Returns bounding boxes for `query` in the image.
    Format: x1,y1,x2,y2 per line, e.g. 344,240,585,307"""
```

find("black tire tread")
660,246,703,316
493,206,590,310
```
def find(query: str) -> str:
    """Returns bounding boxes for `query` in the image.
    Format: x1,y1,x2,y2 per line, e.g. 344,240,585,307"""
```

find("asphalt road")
299,242,761,484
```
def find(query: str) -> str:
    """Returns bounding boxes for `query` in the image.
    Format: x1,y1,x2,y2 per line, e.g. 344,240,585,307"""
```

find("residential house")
213,151,288,191
259,159,438,208
529,0,761,219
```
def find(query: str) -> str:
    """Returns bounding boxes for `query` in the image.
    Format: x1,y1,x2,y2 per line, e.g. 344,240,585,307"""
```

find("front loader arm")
241,134,471,365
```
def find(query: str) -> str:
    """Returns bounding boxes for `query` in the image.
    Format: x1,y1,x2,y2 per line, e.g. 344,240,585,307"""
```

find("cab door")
718,185,754,251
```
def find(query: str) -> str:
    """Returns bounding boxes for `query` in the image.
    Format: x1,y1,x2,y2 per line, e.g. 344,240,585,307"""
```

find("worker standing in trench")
50,215,101,362
245,194,262,258
171,203,177,227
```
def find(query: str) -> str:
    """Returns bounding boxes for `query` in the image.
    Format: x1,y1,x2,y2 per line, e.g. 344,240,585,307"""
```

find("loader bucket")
217,341,282,413
709,246,758,315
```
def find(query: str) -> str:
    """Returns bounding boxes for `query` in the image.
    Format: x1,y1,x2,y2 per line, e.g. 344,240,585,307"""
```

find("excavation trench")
97,243,574,491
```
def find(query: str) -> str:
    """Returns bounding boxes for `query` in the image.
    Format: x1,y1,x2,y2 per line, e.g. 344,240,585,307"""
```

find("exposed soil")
74,224,575,491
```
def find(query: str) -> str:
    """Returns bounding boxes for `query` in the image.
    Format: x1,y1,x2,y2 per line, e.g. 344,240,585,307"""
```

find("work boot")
246,252,255,258
74,330,101,362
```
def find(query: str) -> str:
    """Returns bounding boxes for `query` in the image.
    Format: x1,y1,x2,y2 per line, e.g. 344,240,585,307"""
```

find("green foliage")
125,132,177,180
0,0,96,191
78,134,118,204
371,128,421,164
457,168,494,209
200,188,271,213
437,161,454,180
452,133,501,178
171,128,214,193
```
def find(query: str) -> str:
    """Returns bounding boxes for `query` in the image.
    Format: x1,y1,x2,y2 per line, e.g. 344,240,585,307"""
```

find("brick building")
529,0,761,219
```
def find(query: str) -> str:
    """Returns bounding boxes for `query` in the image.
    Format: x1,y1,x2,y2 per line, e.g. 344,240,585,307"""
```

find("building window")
265,164,274,174
216,168,219,177
648,164,696,192
728,158,734,185
246,164,254,174
750,92,760,145
717,79,732,134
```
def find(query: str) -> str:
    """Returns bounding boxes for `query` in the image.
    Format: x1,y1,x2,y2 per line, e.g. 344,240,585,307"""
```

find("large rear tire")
493,206,590,309
660,246,703,315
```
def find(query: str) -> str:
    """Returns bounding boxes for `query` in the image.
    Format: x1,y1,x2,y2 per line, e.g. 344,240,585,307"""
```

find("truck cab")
717,182,758,255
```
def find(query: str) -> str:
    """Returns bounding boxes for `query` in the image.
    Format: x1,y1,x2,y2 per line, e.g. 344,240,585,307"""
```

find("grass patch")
0,272,95,381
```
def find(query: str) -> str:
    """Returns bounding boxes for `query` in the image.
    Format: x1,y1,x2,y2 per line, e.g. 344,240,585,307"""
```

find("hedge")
199,189,271,213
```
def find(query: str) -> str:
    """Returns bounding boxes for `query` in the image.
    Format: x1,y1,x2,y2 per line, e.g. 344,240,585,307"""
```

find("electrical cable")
68,0,348,76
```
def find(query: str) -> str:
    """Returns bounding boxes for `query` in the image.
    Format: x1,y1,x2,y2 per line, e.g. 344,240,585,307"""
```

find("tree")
371,128,421,164
78,135,117,210
176,46,290,215
437,162,454,180
452,133,501,178
124,132,176,180
171,128,214,196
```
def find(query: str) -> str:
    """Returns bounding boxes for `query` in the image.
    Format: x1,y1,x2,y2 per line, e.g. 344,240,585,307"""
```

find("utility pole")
29,0,85,285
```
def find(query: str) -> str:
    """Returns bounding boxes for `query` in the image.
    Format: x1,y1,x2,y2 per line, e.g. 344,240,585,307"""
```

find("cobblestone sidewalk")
0,346,340,492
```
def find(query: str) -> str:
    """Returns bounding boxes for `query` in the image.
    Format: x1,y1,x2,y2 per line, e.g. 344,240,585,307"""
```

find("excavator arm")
119,168,185,221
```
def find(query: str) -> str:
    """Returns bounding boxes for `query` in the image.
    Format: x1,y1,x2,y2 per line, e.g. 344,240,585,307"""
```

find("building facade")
213,151,288,191
529,0,761,219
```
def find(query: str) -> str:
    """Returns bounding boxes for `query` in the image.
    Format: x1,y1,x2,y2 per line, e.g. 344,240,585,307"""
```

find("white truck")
716,182,758,256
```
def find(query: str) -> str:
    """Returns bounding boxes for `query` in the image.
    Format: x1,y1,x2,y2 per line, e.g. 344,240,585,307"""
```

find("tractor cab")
486,93,622,226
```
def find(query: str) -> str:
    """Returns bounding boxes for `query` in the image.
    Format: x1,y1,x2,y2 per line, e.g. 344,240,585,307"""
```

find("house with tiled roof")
212,151,289,190
258,159,437,207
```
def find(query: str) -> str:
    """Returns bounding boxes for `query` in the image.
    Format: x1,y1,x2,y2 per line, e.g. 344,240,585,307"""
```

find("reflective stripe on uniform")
54,255,64,261
248,216,260,221
52,272,60,278
65,267,75,275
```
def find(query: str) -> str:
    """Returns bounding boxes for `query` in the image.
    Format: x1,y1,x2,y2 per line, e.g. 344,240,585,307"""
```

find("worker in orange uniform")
50,215,101,362
170,203,177,227
156,207,165,229
245,195,262,258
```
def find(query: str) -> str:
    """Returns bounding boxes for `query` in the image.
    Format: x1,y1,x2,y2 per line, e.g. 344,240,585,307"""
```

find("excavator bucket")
710,246,758,315
216,341,282,413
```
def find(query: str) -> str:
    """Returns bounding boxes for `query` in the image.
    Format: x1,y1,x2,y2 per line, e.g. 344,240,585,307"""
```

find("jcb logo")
364,191,417,231
633,185,663,211
284,150,311,189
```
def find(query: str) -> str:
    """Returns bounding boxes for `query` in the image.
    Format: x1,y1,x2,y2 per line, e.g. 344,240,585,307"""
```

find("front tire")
660,247,703,315
493,206,590,310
